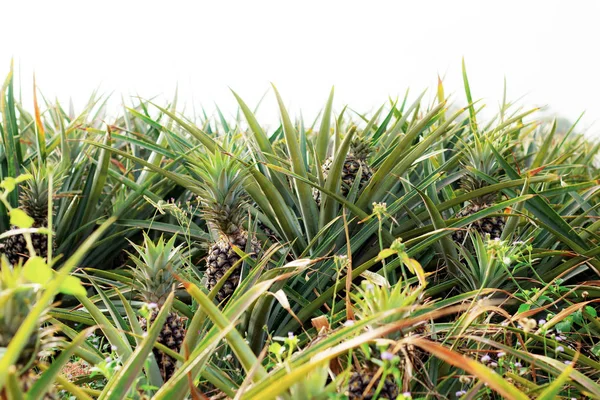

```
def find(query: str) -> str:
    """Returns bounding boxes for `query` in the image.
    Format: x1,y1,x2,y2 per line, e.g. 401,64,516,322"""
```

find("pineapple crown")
459,131,510,203
128,233,183,307
349,134,372,161
351,277,422,325
190,146,249,238
18,164,65,221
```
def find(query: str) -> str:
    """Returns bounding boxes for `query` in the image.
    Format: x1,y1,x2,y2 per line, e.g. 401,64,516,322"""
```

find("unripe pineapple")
349,275,424,392
193,149,261,303
347,368,398,400
314,135,374,206
452,134,507,243
0,257,58,399
2,167,61,265
129,234,186,381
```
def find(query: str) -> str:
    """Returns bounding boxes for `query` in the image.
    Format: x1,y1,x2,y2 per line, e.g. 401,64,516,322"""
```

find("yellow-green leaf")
1,177,16,192
10,209,34,229
403,256,427,287
377,248,397,261
15,174,32,184
58,276,87,297
23,256,52,284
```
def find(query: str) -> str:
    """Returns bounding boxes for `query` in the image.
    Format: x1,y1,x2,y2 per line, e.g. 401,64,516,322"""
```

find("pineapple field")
1,61,600,400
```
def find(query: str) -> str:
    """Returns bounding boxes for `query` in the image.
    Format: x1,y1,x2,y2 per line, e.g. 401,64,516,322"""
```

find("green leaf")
272,84,319,241
23,256,52,284
316,87,334,163
27,328,94,399
9,209,34,229
415,187,458,274
517,303,531,314
462,57,478,132
100,292,175,400
535,362,574,400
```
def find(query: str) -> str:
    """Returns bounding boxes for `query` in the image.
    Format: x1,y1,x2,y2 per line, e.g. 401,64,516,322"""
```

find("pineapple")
194,150,261,303
1,167,59,266
452,134,506,244
314,134,374,205
0,257,57,398
129,234,186,381
347,269,426,396
347,368,399,400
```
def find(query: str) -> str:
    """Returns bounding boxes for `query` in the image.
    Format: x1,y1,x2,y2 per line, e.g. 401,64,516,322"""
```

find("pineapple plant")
129,233,186,381
345,246,429,398
193,149,261,303
452,134,507,244
1,167,61,266
0,257,58,398
314,134,374,205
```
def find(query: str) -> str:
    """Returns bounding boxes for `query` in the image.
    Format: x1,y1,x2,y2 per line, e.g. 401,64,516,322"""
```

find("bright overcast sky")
1,0,599,137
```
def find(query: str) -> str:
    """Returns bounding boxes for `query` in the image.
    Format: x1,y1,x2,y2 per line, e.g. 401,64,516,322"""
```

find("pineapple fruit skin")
206,234,261,303
3,221,50,266
452,203,506,243
347,368,398,400
139,311,186,381
314,155,374,205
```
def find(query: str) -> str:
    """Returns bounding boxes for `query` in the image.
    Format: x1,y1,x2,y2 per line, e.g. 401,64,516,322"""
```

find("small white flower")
288,332,295,338
490,362,498,367
456,390,467,397
556,346,564,353
105,357,112,363
381,351,394,361
538,319,546,325
111,345,118,352
514,362,522,368
497,351,506,358
402,393,411,399
480,354,491,363
147,302,158,309
344,320,355,327
502,256,511,265
564,360,572,365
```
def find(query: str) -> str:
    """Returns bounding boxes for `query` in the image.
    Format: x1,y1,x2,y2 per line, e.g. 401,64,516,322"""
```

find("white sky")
1,0,599,137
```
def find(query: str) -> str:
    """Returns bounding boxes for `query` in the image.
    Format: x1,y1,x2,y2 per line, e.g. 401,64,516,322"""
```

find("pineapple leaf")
316,87,334,163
